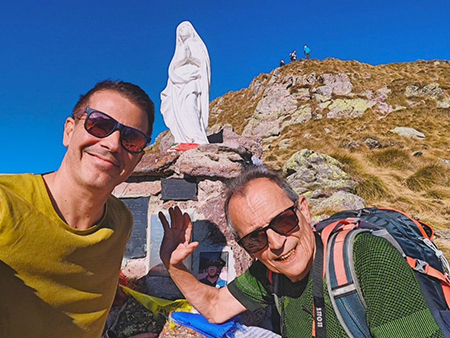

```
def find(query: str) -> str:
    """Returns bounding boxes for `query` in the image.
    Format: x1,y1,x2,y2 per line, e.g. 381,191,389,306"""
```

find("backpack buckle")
413,259,428,274
337,218,360,231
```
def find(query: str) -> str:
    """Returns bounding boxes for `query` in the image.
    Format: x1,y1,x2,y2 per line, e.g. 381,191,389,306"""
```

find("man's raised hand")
159,206,199,269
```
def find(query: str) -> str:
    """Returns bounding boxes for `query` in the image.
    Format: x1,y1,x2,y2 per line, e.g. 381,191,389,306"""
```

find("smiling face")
228,178,316,282
62,90,148,192
207,265,219,278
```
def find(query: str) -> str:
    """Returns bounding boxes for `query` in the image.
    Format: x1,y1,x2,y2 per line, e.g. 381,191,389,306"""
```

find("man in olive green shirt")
0,80,154,338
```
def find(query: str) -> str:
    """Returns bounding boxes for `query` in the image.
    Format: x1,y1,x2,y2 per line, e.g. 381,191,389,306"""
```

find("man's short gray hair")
224,166,299,238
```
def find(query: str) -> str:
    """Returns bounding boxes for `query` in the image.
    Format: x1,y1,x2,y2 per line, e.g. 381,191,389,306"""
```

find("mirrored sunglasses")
83,108,151,154
237,203,299,254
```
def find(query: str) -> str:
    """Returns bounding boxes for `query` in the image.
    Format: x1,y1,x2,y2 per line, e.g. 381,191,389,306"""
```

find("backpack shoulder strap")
313,233,327,338
326,228,372,338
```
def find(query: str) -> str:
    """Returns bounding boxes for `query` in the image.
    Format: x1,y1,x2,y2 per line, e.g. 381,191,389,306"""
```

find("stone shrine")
113,126,262,298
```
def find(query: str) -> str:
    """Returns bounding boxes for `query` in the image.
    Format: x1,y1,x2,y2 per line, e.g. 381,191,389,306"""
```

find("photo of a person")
197,253,228,289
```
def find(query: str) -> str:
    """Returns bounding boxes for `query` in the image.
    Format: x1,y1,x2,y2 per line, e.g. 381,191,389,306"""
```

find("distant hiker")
289,50,297,62
304,45,311,59
160,166,447,337
280,59,285,67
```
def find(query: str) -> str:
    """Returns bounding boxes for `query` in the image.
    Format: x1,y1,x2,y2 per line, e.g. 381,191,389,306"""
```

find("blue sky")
1,0,449,174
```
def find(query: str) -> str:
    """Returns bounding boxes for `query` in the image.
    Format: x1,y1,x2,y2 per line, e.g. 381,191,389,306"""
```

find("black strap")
280,295,286,338
273,273,287,338
313,233,327,338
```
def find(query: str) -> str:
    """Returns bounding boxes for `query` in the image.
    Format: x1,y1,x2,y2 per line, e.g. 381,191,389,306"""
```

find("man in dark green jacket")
160,166,443,337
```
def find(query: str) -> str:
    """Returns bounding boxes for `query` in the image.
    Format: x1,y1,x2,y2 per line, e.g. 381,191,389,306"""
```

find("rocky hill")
148,58,450,254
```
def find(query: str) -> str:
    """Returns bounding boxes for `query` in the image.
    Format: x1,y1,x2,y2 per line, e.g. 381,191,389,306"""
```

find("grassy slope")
149,58,450,254
208,59,450,228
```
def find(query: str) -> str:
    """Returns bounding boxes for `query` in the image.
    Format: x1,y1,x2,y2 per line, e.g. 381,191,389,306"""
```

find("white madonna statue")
161,21,211,144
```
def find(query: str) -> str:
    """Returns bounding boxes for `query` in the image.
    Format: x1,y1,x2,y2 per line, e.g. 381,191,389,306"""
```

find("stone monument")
161,21,211,145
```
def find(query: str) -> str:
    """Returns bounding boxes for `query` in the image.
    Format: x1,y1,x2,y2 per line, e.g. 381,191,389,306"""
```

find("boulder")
282,149,357,200
326,98,375,118
438,97,450,108
364,137,382,149
133,151,180,176
175,144,252,178
221,126,263,158
318,73,353,95
312,191,366,214
406,83,444,99
157,131,175,152
390,127,425,139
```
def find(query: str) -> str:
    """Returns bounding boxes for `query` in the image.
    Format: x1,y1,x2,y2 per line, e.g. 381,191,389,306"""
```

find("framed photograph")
197,251,229,289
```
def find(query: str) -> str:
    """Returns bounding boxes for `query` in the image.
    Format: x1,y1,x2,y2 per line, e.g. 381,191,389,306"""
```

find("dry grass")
406,163,450,192
368,148,412,170
355,174,390,202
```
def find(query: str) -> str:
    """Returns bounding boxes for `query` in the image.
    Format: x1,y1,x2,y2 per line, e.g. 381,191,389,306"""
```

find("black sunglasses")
237,203,299,254
83,108,151,154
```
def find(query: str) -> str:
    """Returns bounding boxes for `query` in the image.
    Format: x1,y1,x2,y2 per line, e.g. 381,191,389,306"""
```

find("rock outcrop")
237,66,412,139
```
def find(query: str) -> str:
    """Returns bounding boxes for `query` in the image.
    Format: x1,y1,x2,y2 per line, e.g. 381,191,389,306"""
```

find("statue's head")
177,21,195,42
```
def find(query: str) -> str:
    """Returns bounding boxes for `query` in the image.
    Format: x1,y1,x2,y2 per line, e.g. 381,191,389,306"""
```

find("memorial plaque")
121,197,149,259
161,177,197,201
148,212,192,276
148,213,167,275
